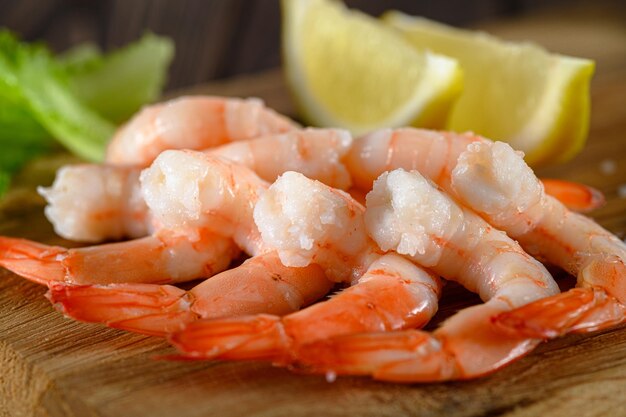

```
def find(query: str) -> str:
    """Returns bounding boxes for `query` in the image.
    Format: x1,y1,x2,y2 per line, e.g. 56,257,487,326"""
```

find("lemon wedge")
281,0,462,135
383,11,595,166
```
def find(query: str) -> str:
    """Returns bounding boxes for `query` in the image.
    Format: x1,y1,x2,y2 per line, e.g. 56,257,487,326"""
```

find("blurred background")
2,0,616,91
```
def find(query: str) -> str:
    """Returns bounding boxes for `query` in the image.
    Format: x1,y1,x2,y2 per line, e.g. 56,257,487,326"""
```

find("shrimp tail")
296,330,458,382
47,283,197,337
169,315,289,361
0,237,67,284
494,288,626,338
579,255,626,304
540,178,605,213
298,328,540,383
293,302,541,382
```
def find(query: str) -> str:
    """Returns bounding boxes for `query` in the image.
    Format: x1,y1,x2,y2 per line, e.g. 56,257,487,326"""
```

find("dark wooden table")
1,2,626,416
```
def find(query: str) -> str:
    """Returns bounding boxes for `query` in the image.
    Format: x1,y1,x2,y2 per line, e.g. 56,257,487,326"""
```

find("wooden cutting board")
1,3,626,416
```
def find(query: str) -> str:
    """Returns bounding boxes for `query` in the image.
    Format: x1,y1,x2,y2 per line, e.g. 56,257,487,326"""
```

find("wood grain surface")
1,2,626,416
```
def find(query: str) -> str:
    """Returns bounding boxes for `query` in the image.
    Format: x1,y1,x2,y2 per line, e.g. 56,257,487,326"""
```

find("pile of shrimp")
1,95,624,383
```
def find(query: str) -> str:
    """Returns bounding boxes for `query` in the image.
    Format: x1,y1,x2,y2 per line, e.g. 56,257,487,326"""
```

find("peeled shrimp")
0,229,238,285
0,151,268,285
141,150,269,256
41,128,352,243
169,171,442,361
48,252,332,337
39,164,151,242
346,128,481,193
43,158,355,335
106,96,297,166
450,141,626,337
347,128,604,212
42,127,595,244
209,128,352,191
277,169,560,382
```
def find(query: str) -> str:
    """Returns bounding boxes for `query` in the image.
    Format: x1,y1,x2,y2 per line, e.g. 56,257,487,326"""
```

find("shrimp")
2,127,356,283
38,164,151,243
140,150,269,256
41,127,593,244
169,171,442,361
0,151,269,285
209,128,352,191
450,141,626,337
267,169,560,382
40,128,352,243
106,96,298,166
41,159,350,336
347,128,605,212
346,128,481,193
0,229,239,285
48,252,332,337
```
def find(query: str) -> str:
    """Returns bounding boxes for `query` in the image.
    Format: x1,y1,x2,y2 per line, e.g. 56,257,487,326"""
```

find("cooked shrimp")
209,128,352,191
0,229,238,285
106,96,298,166
171,253,441,362
450,141,626,337
38,164,151,243
252,171,374,281
346,128,482,193
347,128,605,212
48,252,332,337
141,150,269,256
280,169,560,382
42,128,593,244
169,172,442,361
40,129,352,243
0,151,270,285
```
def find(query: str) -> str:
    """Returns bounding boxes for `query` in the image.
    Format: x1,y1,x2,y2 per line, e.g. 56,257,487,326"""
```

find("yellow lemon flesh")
383,11,595,166
281,0,462,136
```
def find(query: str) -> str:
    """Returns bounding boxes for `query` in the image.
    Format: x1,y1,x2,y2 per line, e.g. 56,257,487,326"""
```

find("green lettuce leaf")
0,30,114,162
63,33,174,123
0,30,173,197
